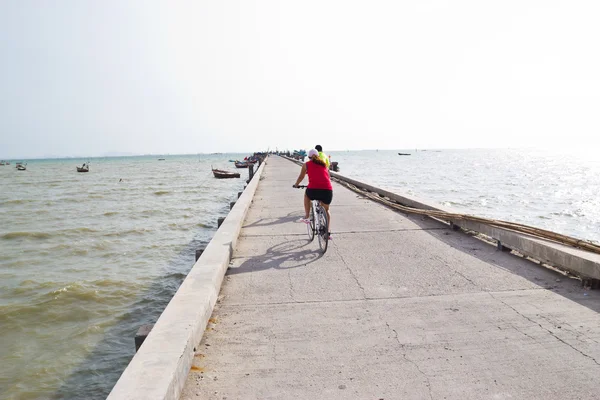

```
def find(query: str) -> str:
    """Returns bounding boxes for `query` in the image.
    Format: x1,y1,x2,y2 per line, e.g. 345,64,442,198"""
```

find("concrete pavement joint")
220,288,548,308
489,292,600,366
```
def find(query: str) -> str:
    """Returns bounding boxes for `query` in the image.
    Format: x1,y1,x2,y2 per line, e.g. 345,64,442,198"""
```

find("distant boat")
77,162,89,172
212,168,240,179
234,161,249,169
16,163,27,171
158,158,165,161
0,161,5,166
398,153,411,156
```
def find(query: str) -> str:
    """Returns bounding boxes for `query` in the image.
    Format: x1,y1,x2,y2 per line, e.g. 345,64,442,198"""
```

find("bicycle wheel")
307,204,315,241
316,205,329,253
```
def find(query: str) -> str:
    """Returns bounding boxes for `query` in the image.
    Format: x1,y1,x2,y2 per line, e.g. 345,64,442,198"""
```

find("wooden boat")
212,168,240,179
77,163,89,172
234,161,249,168
16,163,26,171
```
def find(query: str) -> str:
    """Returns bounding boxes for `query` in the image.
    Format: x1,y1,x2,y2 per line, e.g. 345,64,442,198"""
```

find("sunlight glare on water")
329,148,600,243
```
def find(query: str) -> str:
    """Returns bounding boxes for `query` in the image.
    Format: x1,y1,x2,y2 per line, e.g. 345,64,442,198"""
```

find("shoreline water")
0,154,249,400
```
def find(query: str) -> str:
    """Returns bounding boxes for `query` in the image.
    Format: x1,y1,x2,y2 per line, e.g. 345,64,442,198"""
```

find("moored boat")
77,163,89,172
398,153,411,156
212,168,240,179
16,163,27,171
234,161,249,168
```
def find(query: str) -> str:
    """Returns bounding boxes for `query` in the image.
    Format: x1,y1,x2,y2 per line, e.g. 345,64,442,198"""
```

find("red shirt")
306,160,333,190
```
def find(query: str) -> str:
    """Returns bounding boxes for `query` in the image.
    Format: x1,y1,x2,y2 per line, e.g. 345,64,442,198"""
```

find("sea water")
0,154,247,399
330,148,600,243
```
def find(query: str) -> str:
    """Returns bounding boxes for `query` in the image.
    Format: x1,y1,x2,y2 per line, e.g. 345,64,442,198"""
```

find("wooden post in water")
135,324,154,351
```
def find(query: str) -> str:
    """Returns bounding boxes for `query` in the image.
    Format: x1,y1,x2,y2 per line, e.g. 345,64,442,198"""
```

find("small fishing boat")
234,161,249,169
158,158,165,161
76,163,89,172
398,153,411,156
0,161,5,166
16,163,27,171
212,168,240,179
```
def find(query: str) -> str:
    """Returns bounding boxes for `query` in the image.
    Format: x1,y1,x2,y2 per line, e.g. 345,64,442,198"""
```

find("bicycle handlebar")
293,185,307,188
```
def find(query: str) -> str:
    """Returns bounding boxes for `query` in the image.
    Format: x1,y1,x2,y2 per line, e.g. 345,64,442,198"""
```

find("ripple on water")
1,231,52,240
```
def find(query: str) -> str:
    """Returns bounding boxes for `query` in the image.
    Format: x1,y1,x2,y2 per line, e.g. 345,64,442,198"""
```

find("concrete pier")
181,156,600,399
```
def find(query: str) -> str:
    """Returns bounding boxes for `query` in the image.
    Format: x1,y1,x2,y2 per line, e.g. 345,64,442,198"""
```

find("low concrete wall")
107,159,267,400
281,155,600,282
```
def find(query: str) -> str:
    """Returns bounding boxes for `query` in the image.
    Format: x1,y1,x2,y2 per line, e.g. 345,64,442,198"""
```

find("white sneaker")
297,218,310,224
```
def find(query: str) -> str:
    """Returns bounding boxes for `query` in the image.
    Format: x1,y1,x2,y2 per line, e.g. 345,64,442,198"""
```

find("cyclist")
293,149,333,238
315,144,330,170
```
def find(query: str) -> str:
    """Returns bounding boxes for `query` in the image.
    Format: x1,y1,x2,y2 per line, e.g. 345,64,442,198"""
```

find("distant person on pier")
293,149,333,238
315,145,330,170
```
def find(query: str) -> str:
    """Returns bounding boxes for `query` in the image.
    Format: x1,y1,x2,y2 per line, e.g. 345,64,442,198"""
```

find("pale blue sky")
1,1,598,159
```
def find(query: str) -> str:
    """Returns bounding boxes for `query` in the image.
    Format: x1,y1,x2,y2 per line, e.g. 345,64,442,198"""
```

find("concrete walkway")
182,156,600,400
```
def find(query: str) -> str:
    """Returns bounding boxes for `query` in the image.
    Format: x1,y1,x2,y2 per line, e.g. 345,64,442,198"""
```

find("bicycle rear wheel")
307,204,315,241
316,205,329,253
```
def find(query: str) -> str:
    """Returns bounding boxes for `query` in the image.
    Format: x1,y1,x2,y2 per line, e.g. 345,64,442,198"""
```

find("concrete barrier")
107,158,268,400
281,155,600,283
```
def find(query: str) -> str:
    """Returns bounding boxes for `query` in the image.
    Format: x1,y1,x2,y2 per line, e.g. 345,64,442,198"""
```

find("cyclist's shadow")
242,211,299,228
227,237,322,275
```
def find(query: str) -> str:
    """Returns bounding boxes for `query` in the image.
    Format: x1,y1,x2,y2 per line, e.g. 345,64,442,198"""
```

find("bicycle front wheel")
317,206,329,253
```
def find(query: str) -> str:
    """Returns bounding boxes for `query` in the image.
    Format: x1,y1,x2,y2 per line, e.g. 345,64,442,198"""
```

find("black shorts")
305,188,333,205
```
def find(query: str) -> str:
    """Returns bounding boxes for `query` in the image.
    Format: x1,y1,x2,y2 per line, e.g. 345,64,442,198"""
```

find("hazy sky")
1,1,598,158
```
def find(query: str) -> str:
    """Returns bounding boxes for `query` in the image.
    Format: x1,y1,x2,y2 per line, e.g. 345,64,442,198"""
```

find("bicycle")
294,185,329,253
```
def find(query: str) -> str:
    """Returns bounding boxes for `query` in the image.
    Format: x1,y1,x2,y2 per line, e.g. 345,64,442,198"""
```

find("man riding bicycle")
315,144,330,170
